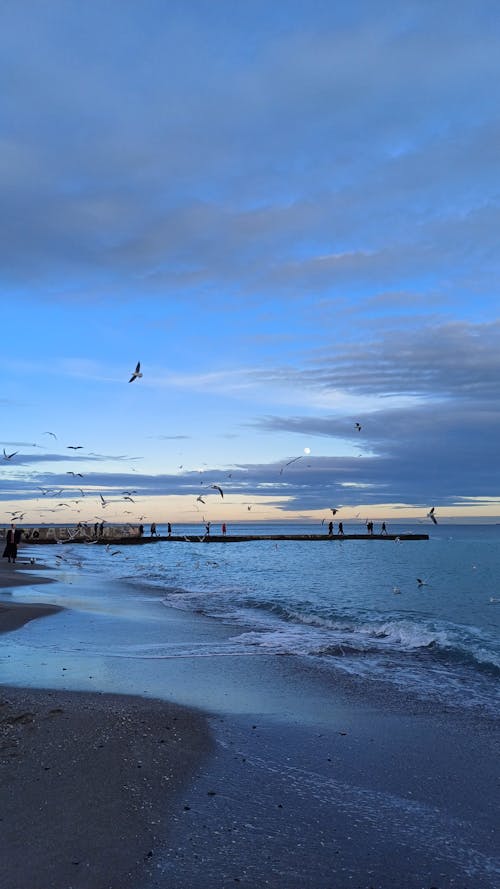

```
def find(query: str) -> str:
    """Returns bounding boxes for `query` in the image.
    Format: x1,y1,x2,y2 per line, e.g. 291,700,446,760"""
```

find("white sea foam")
36,524,500,716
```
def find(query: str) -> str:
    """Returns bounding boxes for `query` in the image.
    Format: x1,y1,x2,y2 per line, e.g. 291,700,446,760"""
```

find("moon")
303,447,311,454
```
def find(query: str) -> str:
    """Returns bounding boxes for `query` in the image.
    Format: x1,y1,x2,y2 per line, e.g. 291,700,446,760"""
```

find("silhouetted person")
99,521,104,537
3,524,22,563
222,523,227,535
205,522,211,536
328,521,333,535
367,521,373,535
381,522,388,535
94,522,98,537
338,522,344,535
138,524,144,537
150,522,157,536
167,522,172,536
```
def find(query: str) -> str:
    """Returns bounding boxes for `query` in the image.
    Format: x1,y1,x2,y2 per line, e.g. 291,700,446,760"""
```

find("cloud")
250,320,500,399
0,2,498,306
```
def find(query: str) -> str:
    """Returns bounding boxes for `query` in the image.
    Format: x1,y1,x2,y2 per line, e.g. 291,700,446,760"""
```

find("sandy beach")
1,559,499,889
0,567,213,889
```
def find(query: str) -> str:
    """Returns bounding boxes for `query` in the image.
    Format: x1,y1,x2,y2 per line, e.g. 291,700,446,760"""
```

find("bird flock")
1,361,441,533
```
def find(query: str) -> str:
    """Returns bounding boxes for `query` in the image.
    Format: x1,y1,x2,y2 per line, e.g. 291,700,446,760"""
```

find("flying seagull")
330,508,339,516
427,507,438,525
416,578,428,587
67,445,83,450
67,471,84,477
43,431,57,439
279,455,303,474
355,422,362,431
196,495,206,504
3,449,18,460
129,361,142,383
210,484,224,498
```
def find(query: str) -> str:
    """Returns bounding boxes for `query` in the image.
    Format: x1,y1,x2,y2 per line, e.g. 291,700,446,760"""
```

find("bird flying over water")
427,507,438,525
67,445,83,450
355,422,362,431
67,471,84,477
129,361,142,383
210,484,224,498
196,495,206,504
43,431,57,439
3,448,18,460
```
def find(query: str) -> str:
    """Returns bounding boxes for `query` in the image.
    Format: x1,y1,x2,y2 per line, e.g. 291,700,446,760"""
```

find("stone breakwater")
9,528,429,544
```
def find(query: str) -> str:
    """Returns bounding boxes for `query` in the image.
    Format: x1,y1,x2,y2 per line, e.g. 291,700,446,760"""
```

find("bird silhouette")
129,361,143,383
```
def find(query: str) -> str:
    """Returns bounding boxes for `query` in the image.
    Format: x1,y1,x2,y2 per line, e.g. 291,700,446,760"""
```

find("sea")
4,521,499,721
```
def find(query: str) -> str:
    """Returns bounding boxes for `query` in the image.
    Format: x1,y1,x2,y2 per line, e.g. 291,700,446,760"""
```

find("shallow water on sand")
2,523,499,889
9,521,498,720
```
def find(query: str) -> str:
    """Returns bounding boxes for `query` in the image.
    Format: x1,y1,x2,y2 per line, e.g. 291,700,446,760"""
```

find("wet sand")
0,566,213,889
1,564,499,888
0,686,212,889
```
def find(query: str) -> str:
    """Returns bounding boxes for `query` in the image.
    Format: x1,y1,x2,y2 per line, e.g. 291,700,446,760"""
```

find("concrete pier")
21,532,429,544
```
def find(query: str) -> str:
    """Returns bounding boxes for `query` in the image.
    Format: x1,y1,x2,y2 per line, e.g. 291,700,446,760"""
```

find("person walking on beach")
3,524,22,564
328,521,333,535
150,522,157,536
381,522,388,535
338,521,344,535
167,522,172,536
367,521,373,535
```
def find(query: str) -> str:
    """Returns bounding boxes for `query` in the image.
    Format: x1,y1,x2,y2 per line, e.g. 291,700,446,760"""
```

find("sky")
1,0,499,527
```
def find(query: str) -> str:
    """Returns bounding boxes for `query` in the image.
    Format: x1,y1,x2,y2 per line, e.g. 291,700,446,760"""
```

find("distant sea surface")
21,521,500,720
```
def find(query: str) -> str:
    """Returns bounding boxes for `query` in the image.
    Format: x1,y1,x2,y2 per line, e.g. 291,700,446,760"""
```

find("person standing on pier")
167,522,172,536
328,521,333,535
205,521,211,536
338,521,344,535
381,522,388,535
150,522,157,536
222,523,227,535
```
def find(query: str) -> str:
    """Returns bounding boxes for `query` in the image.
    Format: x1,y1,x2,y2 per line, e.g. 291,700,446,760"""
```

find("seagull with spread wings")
210,484,224,498
3,448,18,460
427,507,438,525
129,361,143,383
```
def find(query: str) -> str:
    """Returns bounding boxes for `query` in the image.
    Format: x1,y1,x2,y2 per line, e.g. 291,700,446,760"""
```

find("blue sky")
1,0,499,525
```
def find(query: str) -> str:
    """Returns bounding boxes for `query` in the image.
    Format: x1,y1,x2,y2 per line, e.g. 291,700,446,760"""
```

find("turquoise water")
16,521,499,719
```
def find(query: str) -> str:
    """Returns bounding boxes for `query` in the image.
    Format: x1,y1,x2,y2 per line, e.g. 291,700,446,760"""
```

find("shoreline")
1,561,499,887
0,566,214,889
